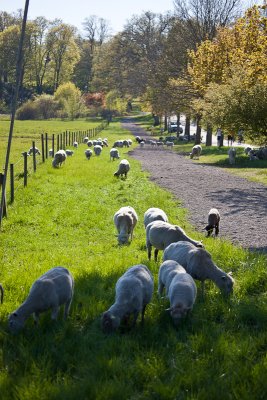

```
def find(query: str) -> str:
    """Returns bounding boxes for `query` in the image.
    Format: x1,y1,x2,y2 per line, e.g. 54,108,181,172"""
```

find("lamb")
73,141,78,148
144,207,168,229
0,284,4,304
158,260,197,325
189,145,202,159
65,149,74,156
85,149,93,160
146,220,203,261
163,241,234,296
101,264,154,333
94,145,102,156
110,148,120,161
114,159,130,178
27,147,41,156
228,147,236,165
204,208,220,237
8,267,74,333
114,206,138,245
52,150,67,168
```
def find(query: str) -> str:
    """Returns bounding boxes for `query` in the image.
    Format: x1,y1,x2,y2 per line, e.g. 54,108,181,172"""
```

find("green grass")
0,120,267,399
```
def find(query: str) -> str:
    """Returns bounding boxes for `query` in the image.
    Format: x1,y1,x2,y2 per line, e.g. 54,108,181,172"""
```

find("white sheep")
163,241,234,296
8,267,74,333
144,207,168,229
73,141,78,148
87,140,93,147
27,147,41,156
228,147,236,165
83,136,89,143
102,138,108,147
85,149,93,160
114,206,138,245
146,220,203,261
101,264,154,333
113,140,123,148
204,208,220,237
48,149,53,157
110,148,120,161
166,141,174,148
114,159,130,178
65,149,74,156
158,260,197,325
123,139,129,148
94,145,102,156
0,284,4,304
189,145,202,159
52,150,67,168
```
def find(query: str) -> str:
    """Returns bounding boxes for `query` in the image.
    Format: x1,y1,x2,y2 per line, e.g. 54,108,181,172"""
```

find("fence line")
0,120,109,222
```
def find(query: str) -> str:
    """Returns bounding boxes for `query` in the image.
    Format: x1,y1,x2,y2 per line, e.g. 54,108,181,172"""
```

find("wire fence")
0,121,109,219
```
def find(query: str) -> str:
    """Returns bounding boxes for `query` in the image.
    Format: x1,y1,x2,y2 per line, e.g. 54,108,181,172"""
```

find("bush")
16,100,40,120
16,95,60,120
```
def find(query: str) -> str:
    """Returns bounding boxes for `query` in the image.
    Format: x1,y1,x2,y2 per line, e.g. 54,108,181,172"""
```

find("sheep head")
101,311,120,333
8,312,25,334
219,273,235,295
166,303,191,325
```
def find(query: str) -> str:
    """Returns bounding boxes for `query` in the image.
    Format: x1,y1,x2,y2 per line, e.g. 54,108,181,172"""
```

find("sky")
1,0,175,34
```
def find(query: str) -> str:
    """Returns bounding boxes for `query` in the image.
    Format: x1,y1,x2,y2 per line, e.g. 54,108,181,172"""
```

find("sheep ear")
165,307,172,312
228,271,233,276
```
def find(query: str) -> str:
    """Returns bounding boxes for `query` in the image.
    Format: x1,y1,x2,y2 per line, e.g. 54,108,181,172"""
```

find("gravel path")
122,118,267,252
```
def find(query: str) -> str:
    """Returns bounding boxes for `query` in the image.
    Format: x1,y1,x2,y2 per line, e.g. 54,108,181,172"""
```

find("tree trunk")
152,114,160,126
206,123,212,146
185,115,190,137
176,113,180,126
195,115,202,144
164,114,168,131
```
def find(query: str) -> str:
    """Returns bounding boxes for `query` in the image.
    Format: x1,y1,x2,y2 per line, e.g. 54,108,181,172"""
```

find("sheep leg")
64,299,72,319
215,223,219,236
132,310,139,327
158,281,164,296
147,242,152,260
33,312,40,325
154,248,159,262
141,305,147,325
51,306,59,320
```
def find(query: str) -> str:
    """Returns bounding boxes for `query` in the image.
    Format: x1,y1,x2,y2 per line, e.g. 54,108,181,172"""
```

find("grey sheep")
85,149,93,160
8,267,74,333
27,147,41,156
52,150,67,168
0,284,4,304
205,208,220,237
163,241,234,296
158,260,197,325
101,264,154,333
114,206,138,245
65,149,74,156
228,147,236,165
114,159,130,178
144,207,168,229
94,145,102,156
146,220,203,261
190,145,202,159
110,148,120,161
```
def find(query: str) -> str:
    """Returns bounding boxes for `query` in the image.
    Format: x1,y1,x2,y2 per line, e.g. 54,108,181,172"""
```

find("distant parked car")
169,122,183,134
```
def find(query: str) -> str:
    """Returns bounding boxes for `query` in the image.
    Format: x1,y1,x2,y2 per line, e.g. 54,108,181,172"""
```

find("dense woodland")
0,0,267,144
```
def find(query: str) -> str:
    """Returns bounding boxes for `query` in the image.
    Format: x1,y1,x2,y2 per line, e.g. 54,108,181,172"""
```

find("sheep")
156,141,164,148
8,267,74,333
158,260,197,325
204,208,220,237
94,145,102,156
144,207,168,229
146,220,203,261
123,139,129,148
101,264,154,333
189,145,202,159
87,140,93,147
110,148,120,161
166,141,174,148
83,136,89,143
113,140,123,148
65,149,74,156
52,150,67,168
244,146,252,155
27,147,41,156
127,139,132,146
0,284,4,304
114,159,130,178
163,241,234,296
48,148,54,157
73,141,78,148
114,206,138,245
102,138,108,147
228,147,236,165
85,149,93,160
249,149,259,161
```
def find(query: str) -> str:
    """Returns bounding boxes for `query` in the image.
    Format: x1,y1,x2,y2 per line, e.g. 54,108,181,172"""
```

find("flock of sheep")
2,202,233,334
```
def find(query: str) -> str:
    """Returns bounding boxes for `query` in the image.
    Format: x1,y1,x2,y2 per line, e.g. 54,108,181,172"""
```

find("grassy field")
0,119,267,399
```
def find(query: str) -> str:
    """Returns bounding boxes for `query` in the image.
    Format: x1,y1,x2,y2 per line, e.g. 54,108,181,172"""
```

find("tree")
54,82,84,119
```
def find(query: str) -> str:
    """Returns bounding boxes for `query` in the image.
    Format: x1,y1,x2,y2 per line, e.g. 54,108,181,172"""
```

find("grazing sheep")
163,241,234,296
8,267,74,333
94,145,102,156
158,260,197,325
87,140,93,147
48,149,53,157
228,147,236,165
113,140,123,148
114,206,138,245
52,150,67,168
205,208,220,237
0,284,4,304
114,159,130,178
73,141,78,148
83,136,89,143
85,149,93,160
146,220,203,261
156,141,164,148
101,264,154,333
65,149,74,156
127,139,132,146
123,139,129,148
27,147,41,156
244,146,252,155
144,207,168,229
102,138,108,147
110,148,120,161
189,145,202,159
166,141,174,148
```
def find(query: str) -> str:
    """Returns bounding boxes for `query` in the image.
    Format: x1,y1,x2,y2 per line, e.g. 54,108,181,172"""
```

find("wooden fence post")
52,134,55,157
41,134,45,163
57,135,59,151
10,163,14,203
45,132,48,158
0,173,7,217
32,141,37,172
23,151,28,187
